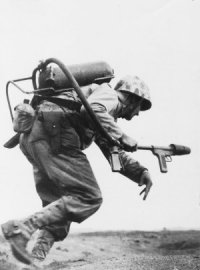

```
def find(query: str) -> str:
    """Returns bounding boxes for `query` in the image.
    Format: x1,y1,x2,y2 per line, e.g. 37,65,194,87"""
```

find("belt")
42,97,81,111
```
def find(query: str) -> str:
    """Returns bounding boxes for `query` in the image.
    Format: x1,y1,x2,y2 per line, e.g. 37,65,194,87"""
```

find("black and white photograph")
0,0,199,269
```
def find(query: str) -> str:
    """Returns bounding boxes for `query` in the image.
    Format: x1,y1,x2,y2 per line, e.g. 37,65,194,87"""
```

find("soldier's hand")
120,133,138,152
138,170,153,200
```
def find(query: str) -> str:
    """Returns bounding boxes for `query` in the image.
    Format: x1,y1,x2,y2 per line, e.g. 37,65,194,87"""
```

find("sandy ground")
0,230,200,270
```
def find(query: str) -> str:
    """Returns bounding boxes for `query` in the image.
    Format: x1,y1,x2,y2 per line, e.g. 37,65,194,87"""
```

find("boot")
1,219,36,265
31,229,55,262
1,198,67,265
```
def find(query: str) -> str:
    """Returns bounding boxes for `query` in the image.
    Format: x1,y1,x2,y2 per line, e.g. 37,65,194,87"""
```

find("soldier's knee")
61,194,103,223
89,196,103,216
96,196,103,209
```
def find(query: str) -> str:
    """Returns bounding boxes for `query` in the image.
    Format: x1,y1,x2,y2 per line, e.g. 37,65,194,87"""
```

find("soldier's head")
114,75,152,120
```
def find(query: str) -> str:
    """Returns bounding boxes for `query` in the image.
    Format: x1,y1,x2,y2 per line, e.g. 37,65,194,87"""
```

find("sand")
0,230,200,270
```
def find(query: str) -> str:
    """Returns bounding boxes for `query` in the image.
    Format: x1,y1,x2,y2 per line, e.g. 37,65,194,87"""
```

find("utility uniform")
19,93,103,238
1,74,152,265
80,82,147,182
26,83,147,258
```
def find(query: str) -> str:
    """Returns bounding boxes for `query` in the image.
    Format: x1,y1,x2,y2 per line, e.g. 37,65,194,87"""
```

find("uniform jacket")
79,83,147,183
80,83,123,143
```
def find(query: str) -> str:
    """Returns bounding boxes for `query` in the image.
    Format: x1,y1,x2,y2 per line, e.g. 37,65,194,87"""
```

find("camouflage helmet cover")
114,75,152,110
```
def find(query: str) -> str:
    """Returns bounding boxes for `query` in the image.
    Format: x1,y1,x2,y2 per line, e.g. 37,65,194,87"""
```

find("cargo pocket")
38,110,65,154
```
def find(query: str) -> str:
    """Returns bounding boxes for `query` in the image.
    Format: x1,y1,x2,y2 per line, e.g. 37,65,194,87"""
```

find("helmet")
114,75,152,110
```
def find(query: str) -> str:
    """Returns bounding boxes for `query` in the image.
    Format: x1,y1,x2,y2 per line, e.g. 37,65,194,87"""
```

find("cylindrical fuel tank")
38,61,114,90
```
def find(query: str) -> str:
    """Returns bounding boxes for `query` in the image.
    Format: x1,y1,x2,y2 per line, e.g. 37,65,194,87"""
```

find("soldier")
1,75,153,265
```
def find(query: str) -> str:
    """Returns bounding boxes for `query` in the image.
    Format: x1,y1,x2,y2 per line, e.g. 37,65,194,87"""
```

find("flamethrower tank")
38,61,114,90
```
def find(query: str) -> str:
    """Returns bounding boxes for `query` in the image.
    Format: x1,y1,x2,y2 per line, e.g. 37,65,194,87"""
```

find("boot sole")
10,239,32,265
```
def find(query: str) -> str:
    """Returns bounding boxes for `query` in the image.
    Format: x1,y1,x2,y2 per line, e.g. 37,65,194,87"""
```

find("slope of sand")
0,230,200,270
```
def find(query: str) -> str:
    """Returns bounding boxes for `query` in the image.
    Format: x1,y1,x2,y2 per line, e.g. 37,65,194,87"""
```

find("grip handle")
153,150,168,173
158,154,168,173
110,146,123,172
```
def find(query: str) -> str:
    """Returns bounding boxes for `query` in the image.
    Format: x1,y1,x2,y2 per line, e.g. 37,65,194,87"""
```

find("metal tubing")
13,76,32,82
6,80,34,120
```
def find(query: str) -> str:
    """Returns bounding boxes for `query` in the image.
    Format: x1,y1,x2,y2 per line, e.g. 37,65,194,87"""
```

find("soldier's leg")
5,127,102,264
1,192,102,265
28,140,103,222
1,150,102,265
32,167,71,261
1,198,68,265
31,223,71,261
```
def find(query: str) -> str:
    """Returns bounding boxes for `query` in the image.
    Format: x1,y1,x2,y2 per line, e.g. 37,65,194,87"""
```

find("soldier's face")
122,104,141,120
120,94,142,120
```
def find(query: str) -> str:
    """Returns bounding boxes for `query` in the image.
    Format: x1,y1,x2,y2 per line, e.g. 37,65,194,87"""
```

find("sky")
0,0,200,232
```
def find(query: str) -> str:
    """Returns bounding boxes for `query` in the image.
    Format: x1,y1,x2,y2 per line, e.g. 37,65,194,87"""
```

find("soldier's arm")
80,83,125,140
119,151,148,184
95,138,153,200
119,151,153,200
80,102,123,140
95,138,146,183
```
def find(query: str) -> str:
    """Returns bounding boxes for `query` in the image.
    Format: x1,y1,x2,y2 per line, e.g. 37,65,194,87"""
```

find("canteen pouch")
13,103,35,133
